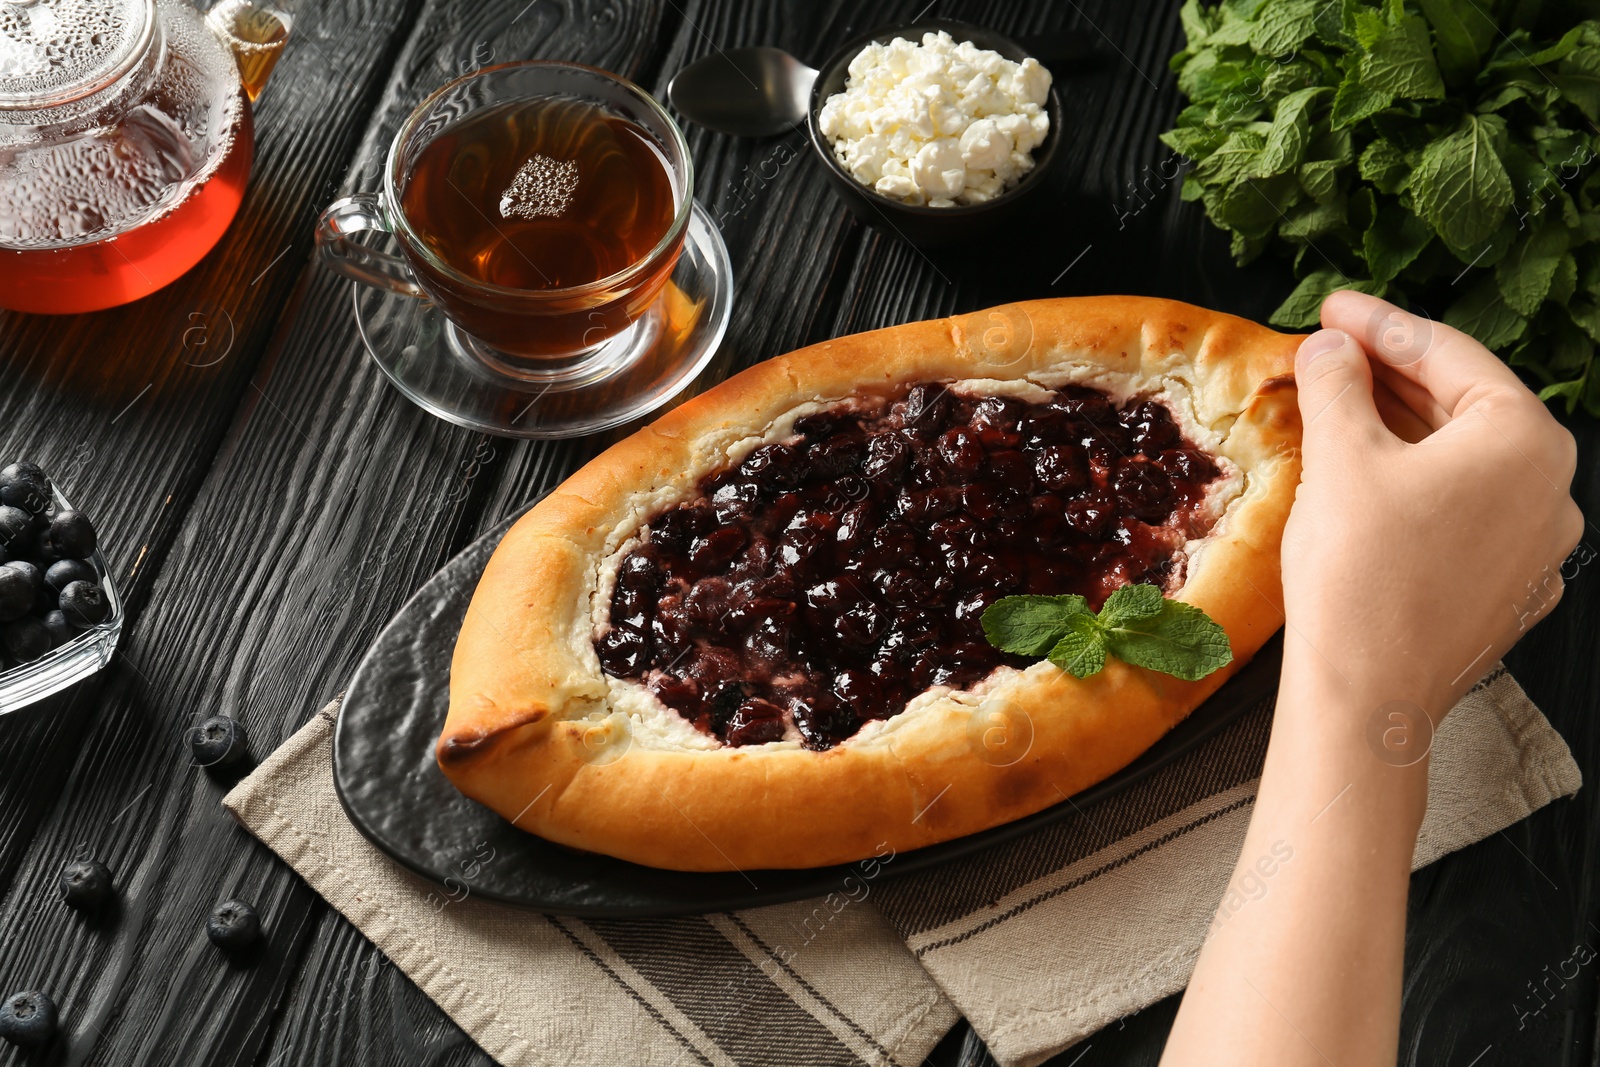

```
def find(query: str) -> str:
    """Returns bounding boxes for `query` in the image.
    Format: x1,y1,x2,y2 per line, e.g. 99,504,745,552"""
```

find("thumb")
1295,328,1382,447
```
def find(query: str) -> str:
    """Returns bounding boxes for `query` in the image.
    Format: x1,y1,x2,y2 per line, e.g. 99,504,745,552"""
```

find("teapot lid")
0,0,156,110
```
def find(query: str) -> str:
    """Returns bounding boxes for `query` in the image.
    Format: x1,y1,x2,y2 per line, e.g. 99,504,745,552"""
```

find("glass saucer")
0,486,123,716
351,201,733,439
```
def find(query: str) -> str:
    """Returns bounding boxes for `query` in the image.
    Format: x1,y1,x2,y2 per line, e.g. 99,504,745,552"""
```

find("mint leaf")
1249,0,1320,55
1331,63,1392,129
1269,268,1384,327
1540,373,1589,415
1410,115,1515,250
1179,0,1214,47
1160,125,1227,161
1255,86,1328,176
1496,218,1569,316
1555,45,1600,121
1358,15,1446,100
1214,173,1301,239
1445,275,1529,351
1417,0,1483,86
1569,296,1600,343
1194,130,1268,186
1281,195,1346,241
1101,599,1234,682
1098,584,1166,627
1365,201,1432,282
1550,252,1579,306
983,587,1233,683
1047,617,1108,679
1514,23,1586,69
1298,159,1341,202
1357,137,1409,193
981,595,1092,657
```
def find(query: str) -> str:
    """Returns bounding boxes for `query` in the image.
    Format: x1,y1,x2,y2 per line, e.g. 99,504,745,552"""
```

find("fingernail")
1298,328,1349,363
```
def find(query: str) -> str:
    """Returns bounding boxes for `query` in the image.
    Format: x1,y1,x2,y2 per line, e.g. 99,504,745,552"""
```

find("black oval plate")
334,508,1281,917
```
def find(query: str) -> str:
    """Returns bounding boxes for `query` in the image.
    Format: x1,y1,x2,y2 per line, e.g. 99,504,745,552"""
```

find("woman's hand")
1164,291,1584,1067
1280,290,1584,720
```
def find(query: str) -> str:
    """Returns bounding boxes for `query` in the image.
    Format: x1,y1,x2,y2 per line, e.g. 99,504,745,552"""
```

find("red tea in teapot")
0,0,274,316
0,118,253,316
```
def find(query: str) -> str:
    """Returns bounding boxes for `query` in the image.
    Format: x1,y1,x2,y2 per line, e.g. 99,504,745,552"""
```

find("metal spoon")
667,47,818,138
667,33,1094,139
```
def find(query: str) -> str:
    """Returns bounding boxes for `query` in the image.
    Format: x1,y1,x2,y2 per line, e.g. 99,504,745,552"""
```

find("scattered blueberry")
39,510,96,560
207,899,260,950
190,716,249,768
0,566,32,622
41,610,75,647
58,580,108,627
0,462,49,513
60,859,113,910
44,558,95,592
0,990,57,1048
2,618,51,662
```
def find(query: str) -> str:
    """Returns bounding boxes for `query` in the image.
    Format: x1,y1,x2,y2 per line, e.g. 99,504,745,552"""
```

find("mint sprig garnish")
981,585,1233,682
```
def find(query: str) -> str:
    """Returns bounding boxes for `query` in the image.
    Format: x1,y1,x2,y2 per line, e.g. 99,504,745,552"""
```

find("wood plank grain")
0,0,427,902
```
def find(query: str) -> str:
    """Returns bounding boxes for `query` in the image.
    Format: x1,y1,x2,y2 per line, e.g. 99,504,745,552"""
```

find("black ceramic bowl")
806,18,1064,248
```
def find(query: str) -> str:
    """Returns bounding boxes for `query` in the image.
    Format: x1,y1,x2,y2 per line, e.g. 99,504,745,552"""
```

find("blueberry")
0,565,32,622
41,610,75,647
0,462,49,514
4,559,41,589
58,580,109,626
40,510,96,560
206,899,261,951
44,558,96,592
190,716,249,768
0,990,57,1048
60,859,113,910
0,505,33,557
2,618,51,663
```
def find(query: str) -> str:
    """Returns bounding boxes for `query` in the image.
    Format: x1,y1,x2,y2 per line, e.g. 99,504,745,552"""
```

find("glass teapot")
0,0,289,315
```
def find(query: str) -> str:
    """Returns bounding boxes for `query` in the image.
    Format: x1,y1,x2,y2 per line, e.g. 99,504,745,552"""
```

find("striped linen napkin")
224,667,1578,1067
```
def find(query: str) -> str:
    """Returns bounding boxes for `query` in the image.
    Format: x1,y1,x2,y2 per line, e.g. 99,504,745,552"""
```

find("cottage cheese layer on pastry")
439,297,1302,871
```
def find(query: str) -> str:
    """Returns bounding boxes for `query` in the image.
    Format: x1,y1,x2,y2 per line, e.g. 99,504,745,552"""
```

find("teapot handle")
315,194,426,298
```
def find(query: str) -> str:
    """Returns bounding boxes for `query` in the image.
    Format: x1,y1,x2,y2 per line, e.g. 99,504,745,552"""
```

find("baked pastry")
439,297,1302,871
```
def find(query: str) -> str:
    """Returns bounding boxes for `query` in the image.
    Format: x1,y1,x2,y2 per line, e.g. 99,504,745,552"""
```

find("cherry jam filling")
596,384,1223,750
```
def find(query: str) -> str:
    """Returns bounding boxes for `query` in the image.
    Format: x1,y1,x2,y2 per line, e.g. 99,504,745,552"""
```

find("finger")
1320,291,1530,419
1295,328,1385,448
1372,359,1449,432
1372,376,1433,443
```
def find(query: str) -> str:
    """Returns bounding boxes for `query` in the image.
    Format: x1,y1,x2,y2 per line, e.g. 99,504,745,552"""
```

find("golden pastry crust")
439,297,1302,871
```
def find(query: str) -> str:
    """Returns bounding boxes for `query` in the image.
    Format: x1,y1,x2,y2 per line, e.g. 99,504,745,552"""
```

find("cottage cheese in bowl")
816,31,1053,208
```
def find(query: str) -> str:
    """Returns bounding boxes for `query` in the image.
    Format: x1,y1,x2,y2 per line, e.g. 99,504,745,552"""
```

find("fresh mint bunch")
1162,0,1600,416
981,585,1234,681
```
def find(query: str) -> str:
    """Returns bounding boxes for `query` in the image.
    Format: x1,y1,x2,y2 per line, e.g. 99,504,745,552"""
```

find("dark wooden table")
1,1,1596,1064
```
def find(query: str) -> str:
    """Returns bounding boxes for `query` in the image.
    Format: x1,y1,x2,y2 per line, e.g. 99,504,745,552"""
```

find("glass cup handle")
315,193,426,298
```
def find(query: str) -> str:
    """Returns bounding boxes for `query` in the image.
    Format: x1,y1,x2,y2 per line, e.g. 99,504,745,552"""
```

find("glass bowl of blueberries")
0,461,120,715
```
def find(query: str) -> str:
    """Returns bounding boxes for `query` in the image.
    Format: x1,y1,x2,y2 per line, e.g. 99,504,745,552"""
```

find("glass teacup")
316,61,692,363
